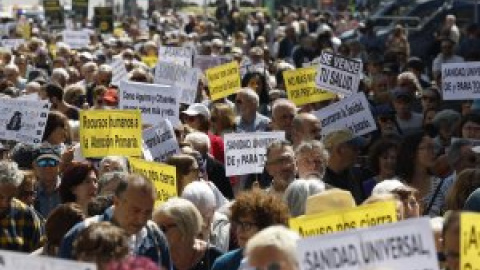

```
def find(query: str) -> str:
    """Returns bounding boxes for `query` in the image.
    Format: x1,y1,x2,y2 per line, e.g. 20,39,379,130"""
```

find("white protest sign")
1,39,24,50
0,98,50,144
442,62,480,100
142,119,180,162
119,80,181,127
194,55,230,72
224,131,285,176
0,249,96,270
315,51,363,96
62,30,90,49
297,217,439,270
240,60,267,78
154,62,200,104
158,46,194,67
313,92,376,136
110,57,128,86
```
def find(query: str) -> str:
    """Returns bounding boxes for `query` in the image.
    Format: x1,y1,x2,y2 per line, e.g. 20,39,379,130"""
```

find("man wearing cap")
322,129,369,204
391,87,423,135
32,146,62,218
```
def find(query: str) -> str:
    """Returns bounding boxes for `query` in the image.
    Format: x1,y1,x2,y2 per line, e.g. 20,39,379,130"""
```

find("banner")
315,51,363,96
158,46,194,67
289,201,397,237
128,157,177,207
193,55,229,72
110,57,128,86
62,30,90,49
0,250,96,270
283,67,336,106
142,119,180,162
296,218,439,270
224,131,285,176
0,99,50,144
80,110,142,158
0,39,24,51
94,7,114,33
206,61,241,101
442,62,480,100
461,212,480,270
313,92,376,136
118,80,180,127
43,0,64,28
154,62,200,104
72,0,89,18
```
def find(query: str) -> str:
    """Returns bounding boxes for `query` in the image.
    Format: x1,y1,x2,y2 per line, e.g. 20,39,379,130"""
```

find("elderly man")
295,140,329,179
33,146,62,218
235,88,270,132
59,174,172,269
264,140,297,198
4,64,26,90
290,113,322,148
0,161,44,252
270,99,297,142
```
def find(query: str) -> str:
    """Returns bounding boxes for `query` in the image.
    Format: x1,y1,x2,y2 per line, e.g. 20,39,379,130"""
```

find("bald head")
291,113,322,146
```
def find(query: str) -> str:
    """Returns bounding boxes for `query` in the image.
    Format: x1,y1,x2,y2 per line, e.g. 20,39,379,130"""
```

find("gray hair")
52,68,70,82
447,139,472,167
283,179,325,217
99,156,128,173
0,161,23,187
397,71,422,93
271,98,295,113
154,198,203,241
181,181,216,214
238,87,259,107
98,171,129,196
295,140,329,165
184,132,211,155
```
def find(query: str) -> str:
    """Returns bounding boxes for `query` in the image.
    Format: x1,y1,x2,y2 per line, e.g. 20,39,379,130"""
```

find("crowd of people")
1,1,480,270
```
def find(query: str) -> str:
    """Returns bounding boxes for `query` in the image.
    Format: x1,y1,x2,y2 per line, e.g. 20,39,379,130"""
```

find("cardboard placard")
283,67,336,106
206,61,241,101
142,119,180,162
442,62,480,100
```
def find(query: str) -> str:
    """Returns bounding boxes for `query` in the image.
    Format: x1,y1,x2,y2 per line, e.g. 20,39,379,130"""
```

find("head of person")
372,179,420,218
99,156,128,176
442,210,460,270
25,81,41,95
51,68,70,88
153,198,203,246
17,171,36,206
64,84,87,109
73,222,129,270
291,113,322,146
165,154,200,194
59,162,98,208
98,171,129,196
271,99,297,141
323,129,365,170
0,161,23,217
447,139,479,174
432,109,461,143
112,174,157,235
441,38,456,57
397,71,422,96
283,179,325,217
421,87,441,112
231,189,289,248
241,71,269,104
235,88,260,118
373,105,399,136
3,64,19,84
295,140,329,179
210,102,236,135
81,62,98,84
390,87,414,119
181,181,216,239
265,140,297,191
95,64,113,86
245,226,300,270
396,131,435,182
42,111,70,145
44,83,66,108
184,131,210,157
181,103,210,132
446,169,480,210
45,203,86,256
367,138,399,179
32,146,61,185
460,113,480,140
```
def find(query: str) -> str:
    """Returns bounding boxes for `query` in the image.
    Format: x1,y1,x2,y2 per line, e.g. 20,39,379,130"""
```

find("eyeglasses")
234,220,258,231
159,223,177,233
36,158,59,168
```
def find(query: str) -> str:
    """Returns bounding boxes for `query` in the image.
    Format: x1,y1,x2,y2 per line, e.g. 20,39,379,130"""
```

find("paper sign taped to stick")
224,131,285,176
62,30,90,49
110,57,128,86
119,80,181,127
154,62,200,104
142,119,180,162
297,217,439,270
206,61,241,101
0,249,96,270
128,157,177,206
313,92,376,136
158,46,194,67
289,201,397,237
461,212,480,270
80,110,142,158
315,51,363,96
283,67,336,106
442,62,480,100
0,98,50,144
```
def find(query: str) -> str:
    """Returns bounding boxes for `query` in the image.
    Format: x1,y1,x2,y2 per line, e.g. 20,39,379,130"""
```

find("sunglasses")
36,158,59,168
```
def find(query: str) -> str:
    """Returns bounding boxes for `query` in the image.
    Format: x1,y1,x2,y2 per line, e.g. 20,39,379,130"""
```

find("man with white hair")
51,68,70,88
4,64,26,90
270,99,297,142
235,88,270,132
0,161,44,252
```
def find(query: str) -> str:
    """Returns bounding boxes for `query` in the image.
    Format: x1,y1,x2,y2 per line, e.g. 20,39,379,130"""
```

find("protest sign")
62,30,90,49
158,46,194,67
206,61,241,101
0,99,50,144
224,131,285,176
296,217,439,270
80,110,142,158
119,80,181,127
0,249,96,270
289,201,397,237
154,62,200,104
128,157,177,206
72,0,89,18
283,67,336,106
461,212,480,270
239,59,266,78
442,62,480,100
193,55,230,72
142,119,180,162
111,57,128,86
0,39,25,50
94,7,114,33
313,92,376,136
43,0,64,28
315,51,363,96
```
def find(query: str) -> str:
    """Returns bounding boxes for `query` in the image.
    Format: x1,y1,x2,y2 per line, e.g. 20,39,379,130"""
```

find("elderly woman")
294,140,329,179
211,189,289,270
98,156,128,177
283,179,325,217
153,198,223,270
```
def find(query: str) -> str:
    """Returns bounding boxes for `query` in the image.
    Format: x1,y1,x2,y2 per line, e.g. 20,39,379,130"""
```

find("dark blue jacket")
211,248,243,270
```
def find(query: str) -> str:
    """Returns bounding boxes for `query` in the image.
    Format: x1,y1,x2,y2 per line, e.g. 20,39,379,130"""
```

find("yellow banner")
461,212,480,270
283,67,336,106
128,157,177,207
80,110,142,158
206,61,241,101
289,201,397,237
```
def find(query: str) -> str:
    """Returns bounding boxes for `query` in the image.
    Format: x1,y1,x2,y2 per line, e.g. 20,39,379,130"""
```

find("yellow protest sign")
283,67,336,106
128,157,177,207
142,56,158,68
206,61,241,101
80,110,142,158
461,212,480,270
289,200,397,237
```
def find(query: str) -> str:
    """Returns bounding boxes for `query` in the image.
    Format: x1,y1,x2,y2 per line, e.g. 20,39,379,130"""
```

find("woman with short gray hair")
283,179,325,217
